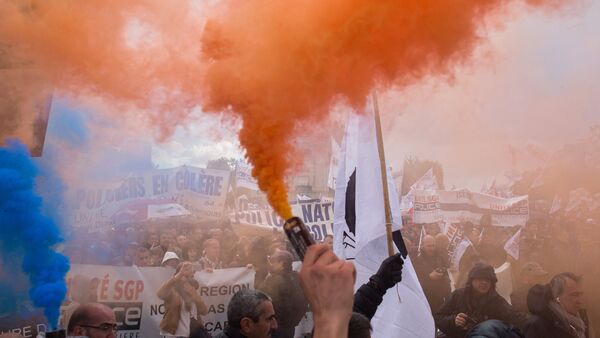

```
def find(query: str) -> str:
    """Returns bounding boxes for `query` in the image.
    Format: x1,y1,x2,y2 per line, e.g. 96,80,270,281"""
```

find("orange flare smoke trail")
0,0,567,218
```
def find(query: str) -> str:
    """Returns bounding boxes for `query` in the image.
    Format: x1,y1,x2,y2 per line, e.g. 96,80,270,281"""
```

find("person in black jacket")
413,235,451,312
434,263,526,338
523,272,592,338
352,253,404,320
258,250,308,338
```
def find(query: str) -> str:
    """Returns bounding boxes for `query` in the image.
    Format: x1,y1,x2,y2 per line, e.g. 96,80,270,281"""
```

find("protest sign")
234,161,258,191
1,266,254,338
229,199,334,241
412,189,529,227
70,166,231,231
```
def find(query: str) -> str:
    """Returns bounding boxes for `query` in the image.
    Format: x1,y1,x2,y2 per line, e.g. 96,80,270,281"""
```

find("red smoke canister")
283,217,315,260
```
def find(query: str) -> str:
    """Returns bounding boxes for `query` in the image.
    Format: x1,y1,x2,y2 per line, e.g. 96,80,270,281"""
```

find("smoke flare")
0,0,568,218
0,140,69,328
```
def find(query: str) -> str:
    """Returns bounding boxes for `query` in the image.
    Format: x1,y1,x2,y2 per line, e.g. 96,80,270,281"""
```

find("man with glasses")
67,303,118,338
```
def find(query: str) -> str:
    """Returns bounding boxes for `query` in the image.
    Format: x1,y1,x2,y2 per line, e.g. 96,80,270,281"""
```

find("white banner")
234,161,259,191
412,189,529,227
70,166,231,231
229,199,334,242
58,265,254,338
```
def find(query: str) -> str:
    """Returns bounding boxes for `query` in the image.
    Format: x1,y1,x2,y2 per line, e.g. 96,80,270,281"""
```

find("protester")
134,246,152,267
213,289,277,338
299,244,356,338
198,238,223,271
258,250,308,338
434,263,526,338
524,272,592,338
414,235,451,312
160,232,176,253
67,302,118,338
162,251,181,269
150,245,166,267
156,262,209,338
184,245,202,263
348,312,372,338
353,253,404,320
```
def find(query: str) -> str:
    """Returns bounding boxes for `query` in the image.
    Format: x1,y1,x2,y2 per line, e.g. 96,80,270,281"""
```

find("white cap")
161,251,180,265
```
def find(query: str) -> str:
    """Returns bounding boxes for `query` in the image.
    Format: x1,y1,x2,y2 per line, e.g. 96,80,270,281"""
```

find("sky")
153,0,600,190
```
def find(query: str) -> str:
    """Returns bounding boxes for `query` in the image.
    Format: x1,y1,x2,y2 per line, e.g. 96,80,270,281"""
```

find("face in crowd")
242,300,278,338
557,277,584,315
471,278,492,296
135,248,151,267
204,239,221,260
160,233,174,249
69,303,118,338
421,235,436,257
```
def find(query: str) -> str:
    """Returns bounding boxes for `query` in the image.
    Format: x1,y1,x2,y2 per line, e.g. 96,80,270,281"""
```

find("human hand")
299,244,355,338
176,262,193,280
455,313,468,328
371,253,404,290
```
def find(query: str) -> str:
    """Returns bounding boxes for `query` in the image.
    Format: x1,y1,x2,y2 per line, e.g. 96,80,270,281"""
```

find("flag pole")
372,92,395,257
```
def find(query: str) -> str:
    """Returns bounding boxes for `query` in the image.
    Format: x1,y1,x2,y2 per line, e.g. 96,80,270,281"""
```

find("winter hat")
468,262,498,283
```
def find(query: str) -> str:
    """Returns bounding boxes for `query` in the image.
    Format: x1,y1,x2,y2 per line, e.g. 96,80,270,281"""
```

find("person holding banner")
157,262,209,338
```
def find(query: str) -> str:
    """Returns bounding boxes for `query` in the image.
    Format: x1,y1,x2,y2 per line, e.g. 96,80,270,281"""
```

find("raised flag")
504,228,522,260
333,102,435,338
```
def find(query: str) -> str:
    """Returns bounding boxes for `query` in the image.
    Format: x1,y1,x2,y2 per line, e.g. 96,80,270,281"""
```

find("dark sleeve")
433,290,462,336
522,317,546,338
494,296,528,329
353,282,386,320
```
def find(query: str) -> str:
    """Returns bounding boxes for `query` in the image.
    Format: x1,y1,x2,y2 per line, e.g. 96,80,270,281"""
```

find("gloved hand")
369,253,404,291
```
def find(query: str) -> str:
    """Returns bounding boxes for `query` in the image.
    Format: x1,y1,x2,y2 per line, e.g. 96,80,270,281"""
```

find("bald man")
67,303,117,338
414,235,451,312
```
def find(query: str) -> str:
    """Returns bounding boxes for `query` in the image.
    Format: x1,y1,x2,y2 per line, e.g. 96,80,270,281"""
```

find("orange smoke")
200,0,566,218
0,1,567,218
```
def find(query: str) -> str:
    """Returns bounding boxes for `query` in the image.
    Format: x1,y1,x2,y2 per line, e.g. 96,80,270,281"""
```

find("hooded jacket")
523,284,590,338
434,263,526,338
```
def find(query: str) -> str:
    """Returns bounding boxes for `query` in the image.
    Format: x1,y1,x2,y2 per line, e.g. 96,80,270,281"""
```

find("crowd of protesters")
55,196,600,338
402,205,599,337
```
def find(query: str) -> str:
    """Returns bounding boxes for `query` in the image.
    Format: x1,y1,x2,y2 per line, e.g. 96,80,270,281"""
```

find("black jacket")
213,326,246,338
353,280,386,320
523,284,590,338
258,270,308,328
413,253,451,311
434,286,526,338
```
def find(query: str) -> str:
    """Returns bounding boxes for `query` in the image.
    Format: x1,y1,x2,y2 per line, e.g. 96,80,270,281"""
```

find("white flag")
504,228,522,260
333,103,435,338
400,167,438,211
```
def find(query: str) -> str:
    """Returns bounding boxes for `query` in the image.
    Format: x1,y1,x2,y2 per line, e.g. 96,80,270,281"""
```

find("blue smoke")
0,139,69,329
